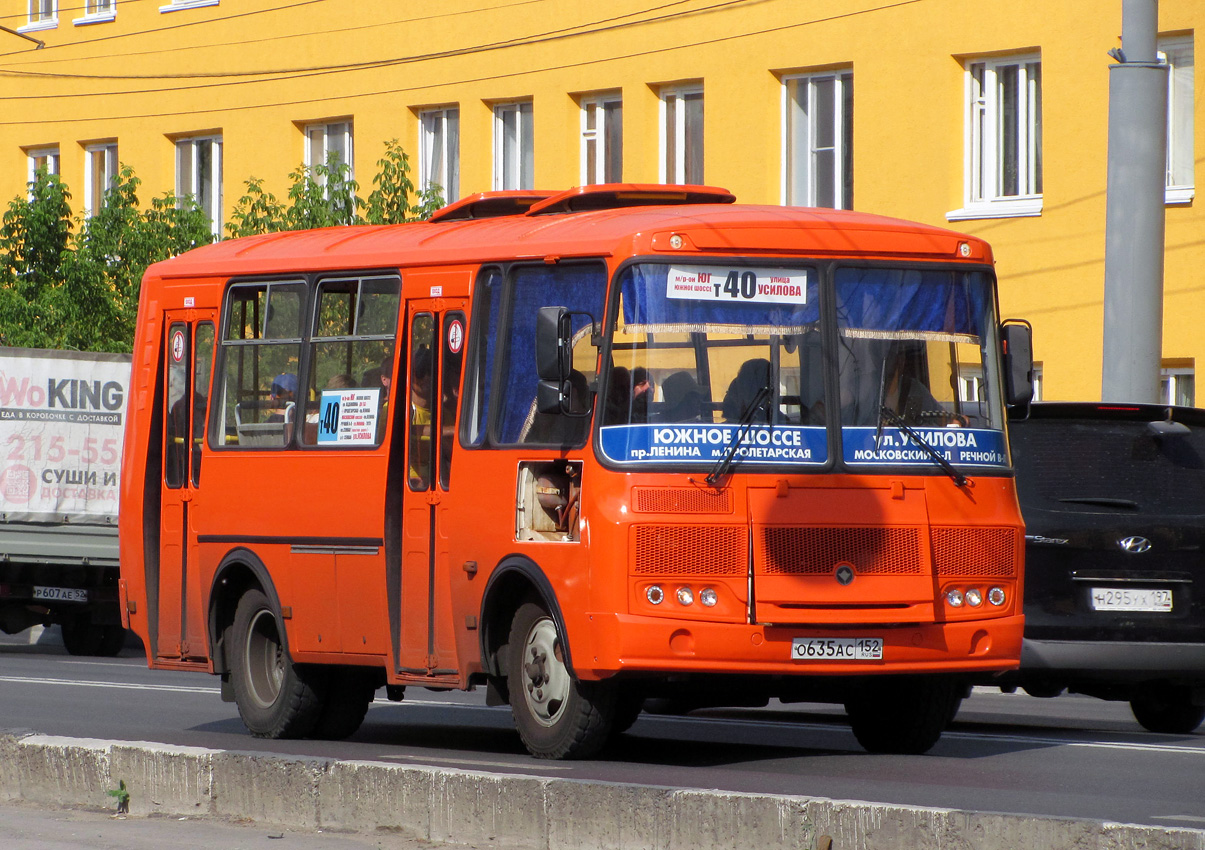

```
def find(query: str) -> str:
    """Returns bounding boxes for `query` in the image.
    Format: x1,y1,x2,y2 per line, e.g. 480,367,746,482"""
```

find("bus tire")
1130,686,1205,734
311,667,377,740
844,676,958,755
61,618,125,657
505,601,615,759
230,588,326,739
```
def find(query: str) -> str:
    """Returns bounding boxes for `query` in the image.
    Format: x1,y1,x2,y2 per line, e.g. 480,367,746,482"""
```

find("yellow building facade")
0,0,1199,403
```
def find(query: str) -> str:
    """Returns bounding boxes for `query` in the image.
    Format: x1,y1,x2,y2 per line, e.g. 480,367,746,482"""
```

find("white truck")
0,347,131,656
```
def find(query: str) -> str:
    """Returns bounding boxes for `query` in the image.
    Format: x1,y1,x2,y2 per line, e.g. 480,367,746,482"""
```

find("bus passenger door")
398,301,467,677
157,315,216,664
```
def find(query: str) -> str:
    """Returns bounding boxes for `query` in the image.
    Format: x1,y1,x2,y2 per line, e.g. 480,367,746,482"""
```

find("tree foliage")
0,139,440,351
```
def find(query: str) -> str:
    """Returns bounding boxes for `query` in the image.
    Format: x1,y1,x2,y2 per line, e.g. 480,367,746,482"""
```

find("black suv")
1003,402,1205,733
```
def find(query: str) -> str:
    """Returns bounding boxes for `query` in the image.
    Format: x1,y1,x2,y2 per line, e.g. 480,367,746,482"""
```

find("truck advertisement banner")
0,348,131,523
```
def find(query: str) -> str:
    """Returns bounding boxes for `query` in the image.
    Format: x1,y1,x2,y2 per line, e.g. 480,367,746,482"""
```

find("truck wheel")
311,667,377,740
844,676,959,755
1131,686,1205,734
506,601,615,759
61,619,125,657
230,588,326,739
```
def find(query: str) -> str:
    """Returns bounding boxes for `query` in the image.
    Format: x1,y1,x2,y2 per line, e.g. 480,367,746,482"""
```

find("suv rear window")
1011,415,1205,516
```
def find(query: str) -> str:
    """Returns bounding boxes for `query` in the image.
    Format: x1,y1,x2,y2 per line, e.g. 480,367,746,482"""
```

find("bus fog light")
946,589,964,607
988,586,1006,606
965,588,983,607
699,587,718,607
676,586,694,606
646,585,664,605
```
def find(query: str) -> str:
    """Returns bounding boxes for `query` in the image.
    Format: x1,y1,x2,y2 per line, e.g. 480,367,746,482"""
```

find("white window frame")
580,94,623,185
75,0,115,25
949,54,1043,221
26,146,60,186
782,71,853,209
493,101,534,191
176,135,223,237
304,120,354,181
160,0,219,13
21,0,57,32
1161,35,1195,204
660,84,704,184
84,142,118,217
1161,364,1195,407
419,107,460,203
1031,362,1044,402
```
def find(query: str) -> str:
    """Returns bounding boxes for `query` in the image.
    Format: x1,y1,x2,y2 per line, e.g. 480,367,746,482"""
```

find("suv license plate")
792,637,883,660
32,586,89,603
1090,587,1172,613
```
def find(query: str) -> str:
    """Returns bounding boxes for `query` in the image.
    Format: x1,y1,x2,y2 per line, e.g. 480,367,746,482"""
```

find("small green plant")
107,778,130,814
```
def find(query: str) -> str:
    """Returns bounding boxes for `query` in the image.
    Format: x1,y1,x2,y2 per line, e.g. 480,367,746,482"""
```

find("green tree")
224,177,287,238
0,169,74,348
363,139,443,224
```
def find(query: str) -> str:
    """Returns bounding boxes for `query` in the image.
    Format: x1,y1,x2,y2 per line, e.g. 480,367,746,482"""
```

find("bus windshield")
599,262,1008,473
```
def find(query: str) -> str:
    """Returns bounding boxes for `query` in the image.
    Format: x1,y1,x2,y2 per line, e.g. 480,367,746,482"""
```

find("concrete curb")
1,731,1201,850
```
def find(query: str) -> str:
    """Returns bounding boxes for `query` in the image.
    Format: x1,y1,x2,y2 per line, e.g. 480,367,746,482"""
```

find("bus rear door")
398,300,467,679
157,313,216,664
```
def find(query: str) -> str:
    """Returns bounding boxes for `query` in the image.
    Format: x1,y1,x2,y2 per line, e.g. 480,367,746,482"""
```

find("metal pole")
0,24,45,48
1101,0,1167,403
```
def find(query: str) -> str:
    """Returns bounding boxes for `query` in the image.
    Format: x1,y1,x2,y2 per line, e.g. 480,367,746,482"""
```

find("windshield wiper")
705,386,771,486
878,406,970,488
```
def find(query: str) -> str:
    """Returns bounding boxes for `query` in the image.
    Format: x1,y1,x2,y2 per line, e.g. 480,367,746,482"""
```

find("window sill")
74,11,116,25
1166,186,1195,205
17,19,57,33
947,197,1043,221
160,0,218,12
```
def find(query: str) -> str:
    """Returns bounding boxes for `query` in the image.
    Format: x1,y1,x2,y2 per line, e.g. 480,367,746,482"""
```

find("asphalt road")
2,627,1203,832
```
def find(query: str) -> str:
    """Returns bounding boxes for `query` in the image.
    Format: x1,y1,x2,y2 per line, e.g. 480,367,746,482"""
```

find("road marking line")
0,675,217,695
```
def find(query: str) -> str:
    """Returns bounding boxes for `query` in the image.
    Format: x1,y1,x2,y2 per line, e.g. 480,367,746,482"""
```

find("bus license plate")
792,637,883,661
1090,587,1172,613
32,586,89,603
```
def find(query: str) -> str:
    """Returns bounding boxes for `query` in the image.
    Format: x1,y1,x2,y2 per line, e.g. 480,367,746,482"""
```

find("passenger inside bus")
656,371,704,423
722,358,772,423
266,373,297,423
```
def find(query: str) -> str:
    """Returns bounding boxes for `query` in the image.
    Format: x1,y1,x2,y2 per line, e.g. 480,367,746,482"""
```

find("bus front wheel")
505,601,615,759
230,588,326,739
844,676,959,755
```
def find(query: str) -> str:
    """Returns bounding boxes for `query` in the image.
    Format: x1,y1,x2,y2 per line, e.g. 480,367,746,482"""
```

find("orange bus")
119,185,1033,758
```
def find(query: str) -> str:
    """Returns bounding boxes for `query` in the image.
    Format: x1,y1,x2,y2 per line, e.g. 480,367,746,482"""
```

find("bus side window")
191,323,215,486
165,323,190,488
408,315,436,490
440,312,465,489
462,268,503,448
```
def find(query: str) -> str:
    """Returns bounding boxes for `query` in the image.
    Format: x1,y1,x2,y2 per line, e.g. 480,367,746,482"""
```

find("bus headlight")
699,587,718,607
965,588,983,607
988,586,1007,606
946,589,964,607
646,585,664,605
676,586,694,606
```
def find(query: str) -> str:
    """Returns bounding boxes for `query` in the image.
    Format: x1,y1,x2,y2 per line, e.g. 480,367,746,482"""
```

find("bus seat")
234,401,293,447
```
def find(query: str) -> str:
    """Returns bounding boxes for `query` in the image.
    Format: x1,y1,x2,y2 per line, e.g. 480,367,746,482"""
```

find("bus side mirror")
537,306,572,415
1001,320,1034,407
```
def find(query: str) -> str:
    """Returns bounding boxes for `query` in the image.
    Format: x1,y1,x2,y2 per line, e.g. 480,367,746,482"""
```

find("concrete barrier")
0,730,1201,850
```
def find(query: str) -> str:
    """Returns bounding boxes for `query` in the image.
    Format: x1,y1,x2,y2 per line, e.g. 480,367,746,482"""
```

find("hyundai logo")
1119,536,1152,554
835,564,856,585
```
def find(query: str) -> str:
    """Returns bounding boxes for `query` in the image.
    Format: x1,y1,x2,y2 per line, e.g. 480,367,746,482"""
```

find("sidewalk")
0,801,501,850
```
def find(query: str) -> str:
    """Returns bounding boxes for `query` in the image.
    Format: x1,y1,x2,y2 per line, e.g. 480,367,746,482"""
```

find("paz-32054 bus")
119,184,1033,758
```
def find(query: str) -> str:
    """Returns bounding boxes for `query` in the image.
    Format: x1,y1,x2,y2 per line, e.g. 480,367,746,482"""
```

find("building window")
305,121,353,176
160,0,219,13
950,54,1042,221
581,94,623,185
26,147,60,185
493,101,534,191
1161,362,1195,407
1031,362,1044,402
1161,35,1194,203
419,107,460,204
76,0,115,24
176,136,223,237
784,71,853,209
84,143,118,217
22,0,56,30
661,85,703,184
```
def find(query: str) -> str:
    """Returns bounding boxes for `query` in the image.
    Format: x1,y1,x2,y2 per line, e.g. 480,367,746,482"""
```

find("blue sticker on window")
842,427,1008,468
600,423,828,465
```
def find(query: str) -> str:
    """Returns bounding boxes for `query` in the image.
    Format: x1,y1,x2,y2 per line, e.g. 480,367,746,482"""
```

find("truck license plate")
1090,587,1172,613
792,637,883,660
32,586,89,603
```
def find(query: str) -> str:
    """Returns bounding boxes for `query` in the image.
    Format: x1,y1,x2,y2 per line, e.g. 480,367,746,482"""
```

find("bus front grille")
632,525,746,575
930,526,1018,577
757,526,924,575
632,487,734,514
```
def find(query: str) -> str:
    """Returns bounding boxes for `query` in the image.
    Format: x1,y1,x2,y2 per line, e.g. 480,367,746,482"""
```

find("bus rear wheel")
230,588,326,739
844,676,959,755
505,601,615,759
